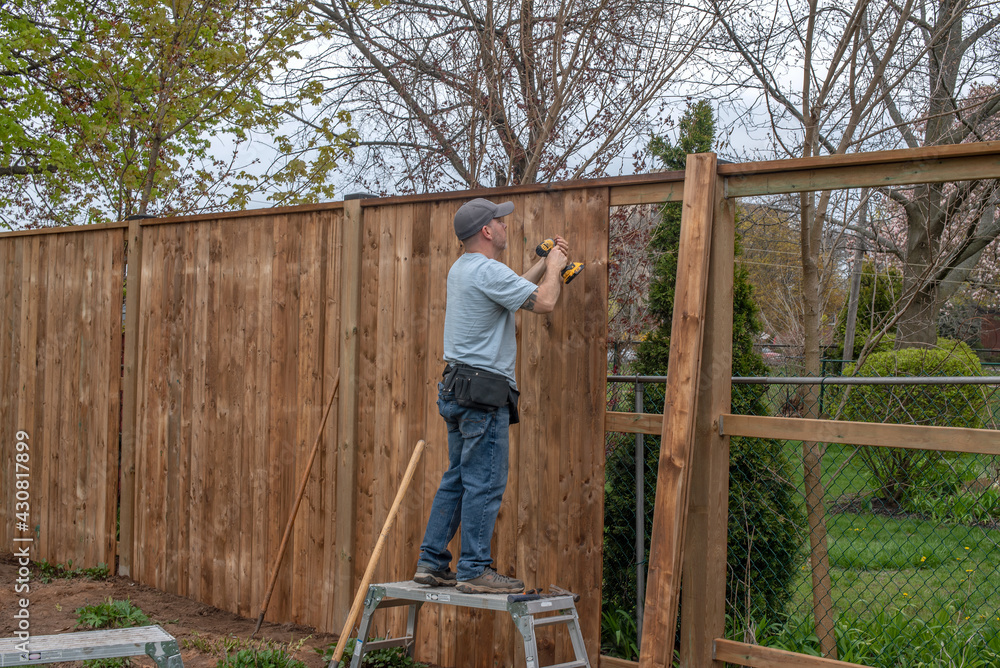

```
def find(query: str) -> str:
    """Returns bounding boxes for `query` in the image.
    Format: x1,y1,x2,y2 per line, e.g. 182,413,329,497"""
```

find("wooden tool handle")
330,438,426,666
253,373,341,636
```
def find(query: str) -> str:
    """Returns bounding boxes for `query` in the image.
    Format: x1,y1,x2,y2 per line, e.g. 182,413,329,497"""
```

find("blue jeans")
418,383,510,581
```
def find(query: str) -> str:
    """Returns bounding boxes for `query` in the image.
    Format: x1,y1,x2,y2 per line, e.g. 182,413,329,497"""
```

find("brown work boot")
413,565,457,587
456,567,524,594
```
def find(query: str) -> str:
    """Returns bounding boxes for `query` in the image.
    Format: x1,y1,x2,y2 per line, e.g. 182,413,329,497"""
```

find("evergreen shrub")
602,100,803,637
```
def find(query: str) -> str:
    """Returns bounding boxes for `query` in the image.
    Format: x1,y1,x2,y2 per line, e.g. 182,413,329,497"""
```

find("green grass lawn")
786,513,1000,626
763,438,1000,662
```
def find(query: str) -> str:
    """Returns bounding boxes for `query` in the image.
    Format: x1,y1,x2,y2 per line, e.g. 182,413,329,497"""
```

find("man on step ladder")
414,197,572,595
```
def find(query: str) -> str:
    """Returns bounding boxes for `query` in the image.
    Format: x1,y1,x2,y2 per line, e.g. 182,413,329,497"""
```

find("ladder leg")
346,587,385,668
404,602,423,658
563,608,591,668
146,639,184,668
511,612,540,668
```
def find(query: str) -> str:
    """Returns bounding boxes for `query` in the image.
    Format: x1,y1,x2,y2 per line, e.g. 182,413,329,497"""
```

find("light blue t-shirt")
443,253,538,389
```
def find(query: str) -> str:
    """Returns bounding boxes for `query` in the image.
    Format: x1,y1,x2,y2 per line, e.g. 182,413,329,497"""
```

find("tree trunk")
842,191,869,362
897,0,963,347
799,189,838,659
897,184,943,348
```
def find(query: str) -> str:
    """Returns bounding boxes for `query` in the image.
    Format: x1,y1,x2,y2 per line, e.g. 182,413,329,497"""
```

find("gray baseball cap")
453,198,515,240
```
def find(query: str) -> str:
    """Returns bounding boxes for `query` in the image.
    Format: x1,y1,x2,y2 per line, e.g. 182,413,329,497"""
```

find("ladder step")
357,637,411,652
544,661,588,668
532,613,577,627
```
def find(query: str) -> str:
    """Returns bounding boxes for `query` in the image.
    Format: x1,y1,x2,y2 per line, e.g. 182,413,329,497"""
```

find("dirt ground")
0,552,347,668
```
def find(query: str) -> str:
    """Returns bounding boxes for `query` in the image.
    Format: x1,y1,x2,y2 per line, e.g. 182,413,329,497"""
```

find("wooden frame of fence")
3,139,1000,668
601,139,1000,668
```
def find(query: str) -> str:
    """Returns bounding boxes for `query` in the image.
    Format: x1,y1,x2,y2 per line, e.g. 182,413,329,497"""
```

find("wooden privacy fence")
1,188,612,667
3,140,1000,668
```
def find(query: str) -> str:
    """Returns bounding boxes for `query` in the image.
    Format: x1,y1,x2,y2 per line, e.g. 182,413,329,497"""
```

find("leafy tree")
706,2,953,650
711,0,1000,355
0,1,89,183
0,0,356,227
604,101,803,632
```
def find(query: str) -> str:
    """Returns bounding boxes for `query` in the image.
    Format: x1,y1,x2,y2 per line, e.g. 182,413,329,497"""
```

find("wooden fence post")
680,176,733,666
334,197,365,625
119,217,144,576
639,153,717,668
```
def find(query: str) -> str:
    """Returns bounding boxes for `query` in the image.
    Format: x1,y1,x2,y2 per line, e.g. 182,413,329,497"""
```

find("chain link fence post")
634,378,645,646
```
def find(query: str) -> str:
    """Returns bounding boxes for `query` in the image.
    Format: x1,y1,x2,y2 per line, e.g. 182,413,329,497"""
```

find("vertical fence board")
417,199,461,667
335,200,363,627
164,223,184,597
189,221,212,600
249,219,274,615
120,217,143,577
356,204,380,597
398,203,429,632
40,236,60,560
320,208,343,631
514,193,545,668
373,204,396,591
290,215,316,622
576,187,610,665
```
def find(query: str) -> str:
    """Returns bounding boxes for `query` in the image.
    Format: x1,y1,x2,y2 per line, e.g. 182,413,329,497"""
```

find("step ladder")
0,625,183,668
334,581,590,668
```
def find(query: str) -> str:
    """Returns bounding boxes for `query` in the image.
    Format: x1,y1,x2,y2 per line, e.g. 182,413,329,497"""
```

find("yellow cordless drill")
535,238,584,284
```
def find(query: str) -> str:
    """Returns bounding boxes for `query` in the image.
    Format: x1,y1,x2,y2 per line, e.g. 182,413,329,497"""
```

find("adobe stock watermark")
11,429,33,658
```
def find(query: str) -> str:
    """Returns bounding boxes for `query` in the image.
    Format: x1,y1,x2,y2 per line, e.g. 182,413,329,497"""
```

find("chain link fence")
603,374,1000,664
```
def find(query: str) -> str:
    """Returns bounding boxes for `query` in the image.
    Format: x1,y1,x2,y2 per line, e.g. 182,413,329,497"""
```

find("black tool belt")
443,363,520,424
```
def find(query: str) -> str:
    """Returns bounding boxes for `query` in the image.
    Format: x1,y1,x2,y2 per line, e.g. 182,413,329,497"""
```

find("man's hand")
551,236,570,256
544,245,568,271
521,238,569,314
521,236,569,285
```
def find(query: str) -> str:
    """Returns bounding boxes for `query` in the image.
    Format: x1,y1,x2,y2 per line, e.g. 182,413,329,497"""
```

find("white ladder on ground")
0,625,183,668
332,581,591,668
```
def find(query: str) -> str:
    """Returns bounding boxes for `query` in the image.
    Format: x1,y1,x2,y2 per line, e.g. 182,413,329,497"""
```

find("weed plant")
600,608,639,661
36,560,110,583
908,488,1000,526
320,638,427,668
74,598,151,668
184,633,309,658
216,648,307,668
756,607,1000,667
76,598,151,630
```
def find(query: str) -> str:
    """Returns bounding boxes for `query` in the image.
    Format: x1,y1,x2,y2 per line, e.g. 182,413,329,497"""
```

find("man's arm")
520,247,567,314
520,258,547,284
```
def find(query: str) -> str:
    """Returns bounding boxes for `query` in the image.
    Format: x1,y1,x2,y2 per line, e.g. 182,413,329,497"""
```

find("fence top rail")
608,375,1000,386
0,220,128,240
716,140,1000,177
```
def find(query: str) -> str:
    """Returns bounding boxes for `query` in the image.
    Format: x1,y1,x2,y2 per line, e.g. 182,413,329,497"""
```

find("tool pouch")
444,364,519,423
